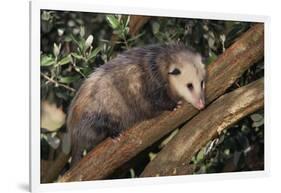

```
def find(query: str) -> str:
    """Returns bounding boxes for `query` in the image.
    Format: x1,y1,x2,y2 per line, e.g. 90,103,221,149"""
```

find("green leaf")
58,76,80,84
57,55,72,66
80,66,92,76
152,22,160,34
70,34,84,52
88,47,101,61
106,15,119,29
250,113,263,122
125,16,130,27
71,53,83,60
64,35,72,42
41,55,55,66
80,26,85,37
124,27,129,35
41,11,52,21
206,51,218,65
127,31,145,42
129,168,135,178
224,149,230,156
196,148,205,161
252,120,264,128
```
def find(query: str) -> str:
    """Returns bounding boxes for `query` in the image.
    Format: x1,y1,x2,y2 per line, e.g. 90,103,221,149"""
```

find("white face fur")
168,53,206,110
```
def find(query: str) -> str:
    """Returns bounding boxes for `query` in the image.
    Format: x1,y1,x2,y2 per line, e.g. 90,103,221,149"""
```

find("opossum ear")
168,68,181,75
194,53,206,76
194,53,203,64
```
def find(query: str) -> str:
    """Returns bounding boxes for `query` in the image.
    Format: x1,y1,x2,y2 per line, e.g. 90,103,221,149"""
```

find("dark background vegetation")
40,10,264,181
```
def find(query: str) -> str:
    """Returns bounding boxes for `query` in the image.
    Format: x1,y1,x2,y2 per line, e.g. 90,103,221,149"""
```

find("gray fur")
67,44,205,166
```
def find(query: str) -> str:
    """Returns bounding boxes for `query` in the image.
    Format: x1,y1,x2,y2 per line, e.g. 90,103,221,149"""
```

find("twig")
41,72,76,92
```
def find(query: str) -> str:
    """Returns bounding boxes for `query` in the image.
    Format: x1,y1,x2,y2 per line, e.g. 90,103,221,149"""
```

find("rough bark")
129,16,151,36
41,152,70,183
141,78,264,177
58,24,264,182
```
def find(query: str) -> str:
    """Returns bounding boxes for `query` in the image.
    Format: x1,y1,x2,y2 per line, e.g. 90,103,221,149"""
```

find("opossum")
67,44,206,166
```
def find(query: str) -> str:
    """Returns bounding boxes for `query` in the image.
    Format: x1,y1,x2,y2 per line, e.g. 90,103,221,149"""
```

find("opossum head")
168,52,206,110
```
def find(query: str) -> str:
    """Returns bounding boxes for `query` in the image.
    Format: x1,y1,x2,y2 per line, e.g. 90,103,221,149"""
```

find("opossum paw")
177,100,183,105
112,138,120,143
111,133,123,143
173,101,183,111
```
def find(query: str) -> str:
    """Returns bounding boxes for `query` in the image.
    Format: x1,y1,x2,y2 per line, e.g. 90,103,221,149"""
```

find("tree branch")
141,78,264,177
129,16,151,36
41,152,70,183
41,72,76,92
58,24,264,182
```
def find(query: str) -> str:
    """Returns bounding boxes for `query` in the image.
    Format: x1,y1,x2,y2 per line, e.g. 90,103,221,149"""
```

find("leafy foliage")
191,110,264,173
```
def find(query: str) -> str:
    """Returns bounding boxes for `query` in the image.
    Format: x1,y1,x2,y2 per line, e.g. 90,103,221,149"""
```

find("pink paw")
112,133,123,143
173,100,183,111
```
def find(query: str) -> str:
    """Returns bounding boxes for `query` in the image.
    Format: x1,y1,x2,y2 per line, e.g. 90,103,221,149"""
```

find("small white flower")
57,29,64,36
85,35,94,50
53,43,61,58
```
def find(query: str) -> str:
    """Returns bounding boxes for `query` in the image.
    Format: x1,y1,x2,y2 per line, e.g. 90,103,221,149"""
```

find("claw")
112,133,123,143
173,100,183,111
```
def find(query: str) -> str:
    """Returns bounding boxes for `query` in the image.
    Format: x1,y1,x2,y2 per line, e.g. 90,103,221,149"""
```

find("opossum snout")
195,98,205,110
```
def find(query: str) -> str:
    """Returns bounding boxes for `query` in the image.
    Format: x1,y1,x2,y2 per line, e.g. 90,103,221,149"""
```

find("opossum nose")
196,99,205,110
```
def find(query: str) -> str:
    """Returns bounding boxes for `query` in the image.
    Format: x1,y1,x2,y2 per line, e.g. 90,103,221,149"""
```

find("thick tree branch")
58,24,264,182
141,78,264,177
129,16,151,36
41,152,70,183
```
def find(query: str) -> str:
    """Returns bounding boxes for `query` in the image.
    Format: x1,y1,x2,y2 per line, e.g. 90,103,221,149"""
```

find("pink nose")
197,99,205,110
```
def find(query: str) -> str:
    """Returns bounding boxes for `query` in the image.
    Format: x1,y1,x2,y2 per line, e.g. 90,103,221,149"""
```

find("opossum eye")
168,68,181,75
187,83,193,91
